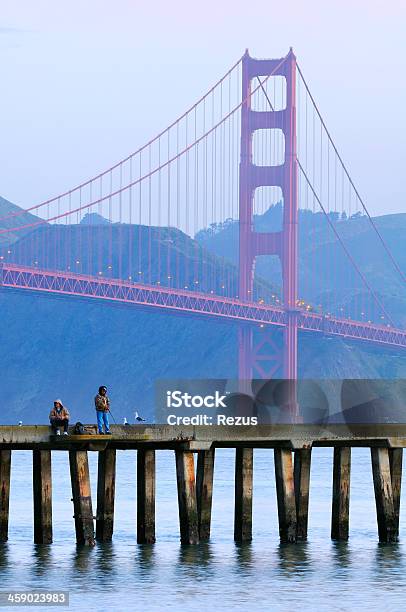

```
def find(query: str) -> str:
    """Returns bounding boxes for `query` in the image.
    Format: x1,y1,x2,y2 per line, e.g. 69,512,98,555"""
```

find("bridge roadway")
2,263,406,348
2,424,406,450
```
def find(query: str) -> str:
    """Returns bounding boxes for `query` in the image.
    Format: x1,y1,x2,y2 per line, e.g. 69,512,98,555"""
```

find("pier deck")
2,424,406,449
0,425,404,546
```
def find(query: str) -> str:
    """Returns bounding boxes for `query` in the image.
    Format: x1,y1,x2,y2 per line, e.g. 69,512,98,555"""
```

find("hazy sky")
1,0,405,216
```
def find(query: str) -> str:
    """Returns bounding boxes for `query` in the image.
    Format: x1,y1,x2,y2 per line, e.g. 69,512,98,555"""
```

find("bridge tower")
238,49,298,417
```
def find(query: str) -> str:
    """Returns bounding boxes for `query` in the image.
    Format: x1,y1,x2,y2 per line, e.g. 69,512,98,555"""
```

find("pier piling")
331,447,351,540
371,447,397,543
389,448,402,536
294,448,312,540
175,450,199,544
96,448,116,542
274,449,297,543
33,450,52,544
137,449,156,544
0,450,11,542
196,449,215,541
69,451,95,546
234,447,253,542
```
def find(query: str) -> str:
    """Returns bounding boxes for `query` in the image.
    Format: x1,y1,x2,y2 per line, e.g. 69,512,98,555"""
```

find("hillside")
0,195,45,247
196,204,406,326
1,198,405,424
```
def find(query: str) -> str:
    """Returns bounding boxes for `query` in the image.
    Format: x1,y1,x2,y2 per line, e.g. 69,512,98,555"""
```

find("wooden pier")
0,424,404,545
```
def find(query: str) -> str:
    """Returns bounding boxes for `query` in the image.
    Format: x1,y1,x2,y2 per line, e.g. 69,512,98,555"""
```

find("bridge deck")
2,424,406,449
2,263,406,348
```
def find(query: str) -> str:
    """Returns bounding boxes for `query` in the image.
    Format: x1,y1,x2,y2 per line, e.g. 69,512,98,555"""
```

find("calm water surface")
1,448,406,611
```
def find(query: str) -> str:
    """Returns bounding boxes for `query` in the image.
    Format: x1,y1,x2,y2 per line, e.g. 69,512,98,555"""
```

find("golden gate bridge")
1,49,405,419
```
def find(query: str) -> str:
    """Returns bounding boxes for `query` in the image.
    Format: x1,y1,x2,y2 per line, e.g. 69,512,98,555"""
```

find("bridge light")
76,260,80,264
184,285,188,289
128,276,132,280
108,265,112,269
138,271,143,274
7,250,11,254
259,324,264,328
156,281,160,285
194,280,199,284
98,271,102,275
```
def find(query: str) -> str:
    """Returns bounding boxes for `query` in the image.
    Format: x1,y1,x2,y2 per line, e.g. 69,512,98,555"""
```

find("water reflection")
331,541,351,571
30,544,52,579
0,543,9,570
137,543,156,572
94,542,118,581
276,542,311,576
374,543,403,579
234,542,253,573
71,545,95,574
178,543,216,578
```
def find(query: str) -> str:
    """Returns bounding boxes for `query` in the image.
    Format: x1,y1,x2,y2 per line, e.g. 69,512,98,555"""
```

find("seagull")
123,417,129,425
18,421,22,427
134,411,146,423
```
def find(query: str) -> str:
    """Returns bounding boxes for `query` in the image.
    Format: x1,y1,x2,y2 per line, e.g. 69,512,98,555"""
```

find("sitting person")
49,399,70,435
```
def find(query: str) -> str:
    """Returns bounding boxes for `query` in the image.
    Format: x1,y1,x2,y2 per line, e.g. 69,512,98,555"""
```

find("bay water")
1,448,405,611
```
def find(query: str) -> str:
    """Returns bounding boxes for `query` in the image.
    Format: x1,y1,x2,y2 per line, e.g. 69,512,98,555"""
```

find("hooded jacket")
49,403,70,420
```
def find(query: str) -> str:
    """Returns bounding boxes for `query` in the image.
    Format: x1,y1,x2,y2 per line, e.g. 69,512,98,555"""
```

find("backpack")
74,421,86,435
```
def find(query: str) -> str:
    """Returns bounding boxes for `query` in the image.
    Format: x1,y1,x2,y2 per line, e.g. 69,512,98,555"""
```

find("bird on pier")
134,411,146,423
18,421,22,426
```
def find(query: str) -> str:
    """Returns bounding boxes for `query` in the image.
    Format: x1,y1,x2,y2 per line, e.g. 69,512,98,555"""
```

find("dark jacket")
95,394,110,412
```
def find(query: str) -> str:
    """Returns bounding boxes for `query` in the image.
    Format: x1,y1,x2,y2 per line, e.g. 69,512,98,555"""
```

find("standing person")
49,399,70,435
95,385,111,435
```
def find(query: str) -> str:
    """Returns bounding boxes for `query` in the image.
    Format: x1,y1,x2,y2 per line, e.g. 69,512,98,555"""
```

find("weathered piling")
274,449,297,543
137,449,156,544
1,425,406,546
175,450,199,544
371,447,397,543
294,448,312,540
33,450,52,544
234,447,253,542
96,448,116,542
0,450,11,542
69,451,95,546
196,448,215,541
331,447,351,540
389,448,402,536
